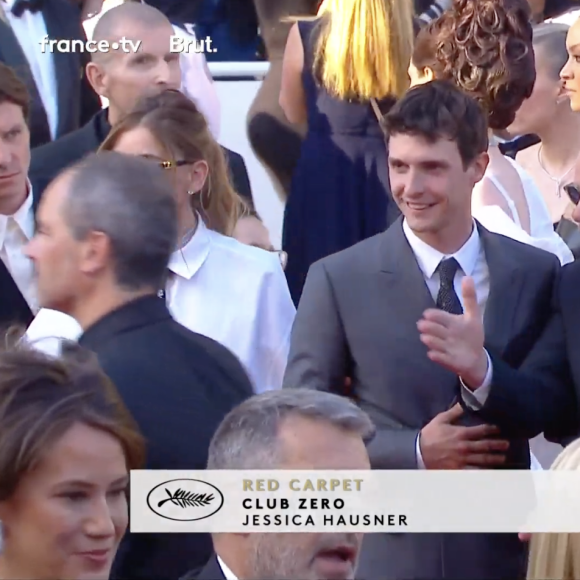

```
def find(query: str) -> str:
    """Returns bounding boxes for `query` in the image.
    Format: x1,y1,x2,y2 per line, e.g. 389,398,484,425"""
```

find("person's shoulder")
313,230,387,275
30,119,96,178
485,226,560,271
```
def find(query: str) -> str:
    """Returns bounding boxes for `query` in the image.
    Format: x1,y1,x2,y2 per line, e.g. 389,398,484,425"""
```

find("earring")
187,190,195,196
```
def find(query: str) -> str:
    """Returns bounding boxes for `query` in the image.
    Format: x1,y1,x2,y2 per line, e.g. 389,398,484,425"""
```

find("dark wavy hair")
412,0,535,130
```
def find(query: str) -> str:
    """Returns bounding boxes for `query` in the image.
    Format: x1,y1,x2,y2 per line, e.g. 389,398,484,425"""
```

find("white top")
472,157,574,265
2,0,58,139
545,8,580,25
25,218,296,392
0,189,37,311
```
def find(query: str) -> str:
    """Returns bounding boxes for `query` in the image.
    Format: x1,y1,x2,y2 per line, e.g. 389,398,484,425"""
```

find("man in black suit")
183,389,373,580
0,0,100,148
283,81,559,579
29,2,259,217
26,151,254,579
0,62,52,328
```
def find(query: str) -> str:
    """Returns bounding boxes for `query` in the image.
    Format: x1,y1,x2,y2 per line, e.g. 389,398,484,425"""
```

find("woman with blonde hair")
26,90,296,393
527,437,580,579
279,0,414,305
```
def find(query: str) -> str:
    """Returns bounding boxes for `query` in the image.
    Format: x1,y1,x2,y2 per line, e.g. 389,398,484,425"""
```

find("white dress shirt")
402,220,542,470
2,0,58,139
25,217,296,392
0,188,37,311
217,556,238,580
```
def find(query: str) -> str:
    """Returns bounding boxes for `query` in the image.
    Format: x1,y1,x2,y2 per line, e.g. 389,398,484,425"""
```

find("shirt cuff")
415,433,426,469
460,350,493,410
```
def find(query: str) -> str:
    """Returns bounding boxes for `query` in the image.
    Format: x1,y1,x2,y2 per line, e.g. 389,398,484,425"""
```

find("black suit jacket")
0,175,48,329
283,219,558,579
0,0,100,148
30,109,255,210
474,260,580,443
0,258,33,330
180,555,225,580
77,295,253,580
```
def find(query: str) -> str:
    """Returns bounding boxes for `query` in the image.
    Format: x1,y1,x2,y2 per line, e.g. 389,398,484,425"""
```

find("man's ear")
85,61,108,98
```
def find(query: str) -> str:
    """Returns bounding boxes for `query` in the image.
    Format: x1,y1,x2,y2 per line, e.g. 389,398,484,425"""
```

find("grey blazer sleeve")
283,261,420,469
283,261,350,392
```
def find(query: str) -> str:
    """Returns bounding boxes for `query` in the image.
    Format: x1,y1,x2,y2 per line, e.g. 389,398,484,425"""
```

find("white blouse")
25,219,296,392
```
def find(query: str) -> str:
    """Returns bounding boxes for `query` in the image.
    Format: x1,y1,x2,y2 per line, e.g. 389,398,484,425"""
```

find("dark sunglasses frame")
564,183,580,206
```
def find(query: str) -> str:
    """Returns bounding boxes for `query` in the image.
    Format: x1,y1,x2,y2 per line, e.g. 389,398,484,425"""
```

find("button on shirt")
0,190,37,312
2,0,59,139
25,217,296,393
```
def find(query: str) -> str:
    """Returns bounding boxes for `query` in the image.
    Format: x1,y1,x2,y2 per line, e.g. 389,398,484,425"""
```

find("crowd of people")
1,0,580,579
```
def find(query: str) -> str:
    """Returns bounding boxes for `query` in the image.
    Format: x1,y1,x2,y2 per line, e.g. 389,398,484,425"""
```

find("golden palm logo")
157,488,215,509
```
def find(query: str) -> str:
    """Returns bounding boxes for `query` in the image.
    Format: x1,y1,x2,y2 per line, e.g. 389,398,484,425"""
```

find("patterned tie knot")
437,257,459,288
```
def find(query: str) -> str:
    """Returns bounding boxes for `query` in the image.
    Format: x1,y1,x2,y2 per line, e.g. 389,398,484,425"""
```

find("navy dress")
282,19,399,305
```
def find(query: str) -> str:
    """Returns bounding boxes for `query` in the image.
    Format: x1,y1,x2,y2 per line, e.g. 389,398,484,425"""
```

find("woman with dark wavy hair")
409,0,573,264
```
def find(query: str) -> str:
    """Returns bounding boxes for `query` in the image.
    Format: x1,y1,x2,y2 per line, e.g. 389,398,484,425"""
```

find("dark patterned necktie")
436,258,463,315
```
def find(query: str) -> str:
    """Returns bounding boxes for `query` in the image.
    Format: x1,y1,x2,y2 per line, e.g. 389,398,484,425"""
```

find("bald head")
91,3,172,63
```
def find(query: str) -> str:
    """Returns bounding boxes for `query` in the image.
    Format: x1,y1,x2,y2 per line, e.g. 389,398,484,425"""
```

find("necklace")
178,222,198,249
537,145,580,198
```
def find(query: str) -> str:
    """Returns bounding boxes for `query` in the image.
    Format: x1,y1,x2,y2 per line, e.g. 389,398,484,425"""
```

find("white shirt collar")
167,214,211,280
217,556,238,580
0,184,34,245
13,184,34,240
402,218,480,279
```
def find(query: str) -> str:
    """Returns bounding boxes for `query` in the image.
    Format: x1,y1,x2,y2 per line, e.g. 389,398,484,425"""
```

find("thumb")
438,402,464,423
461,277,479,318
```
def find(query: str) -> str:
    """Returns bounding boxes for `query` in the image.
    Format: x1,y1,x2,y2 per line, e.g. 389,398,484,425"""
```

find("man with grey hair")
183,388,374,580
25,151,254,580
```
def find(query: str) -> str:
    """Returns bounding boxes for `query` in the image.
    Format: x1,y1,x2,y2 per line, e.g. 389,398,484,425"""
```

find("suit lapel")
479,224,526,358
378,219,436,328
41,2,74,137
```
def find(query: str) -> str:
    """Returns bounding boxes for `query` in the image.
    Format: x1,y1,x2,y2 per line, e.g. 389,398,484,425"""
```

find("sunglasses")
564,183,580,206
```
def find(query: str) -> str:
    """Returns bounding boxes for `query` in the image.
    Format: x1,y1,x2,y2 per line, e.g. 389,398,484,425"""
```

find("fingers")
462,438,509,452
461,424,502,439
461,277,479,318
464,453,506,466
421,308,456,326
436,402,464,422
519,533,532,542
417,319,448,340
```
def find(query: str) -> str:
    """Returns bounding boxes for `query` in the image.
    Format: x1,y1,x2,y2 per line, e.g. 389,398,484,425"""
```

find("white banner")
129,470,580,533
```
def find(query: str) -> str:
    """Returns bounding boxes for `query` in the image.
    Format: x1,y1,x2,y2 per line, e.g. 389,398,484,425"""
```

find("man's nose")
0,144,12,167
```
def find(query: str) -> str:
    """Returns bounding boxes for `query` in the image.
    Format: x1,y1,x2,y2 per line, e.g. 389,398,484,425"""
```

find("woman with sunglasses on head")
26,90,296,394
409,0,573,265
0,340,145,580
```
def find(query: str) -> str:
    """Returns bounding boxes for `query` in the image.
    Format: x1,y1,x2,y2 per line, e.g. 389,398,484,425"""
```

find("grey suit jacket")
283,218,559,579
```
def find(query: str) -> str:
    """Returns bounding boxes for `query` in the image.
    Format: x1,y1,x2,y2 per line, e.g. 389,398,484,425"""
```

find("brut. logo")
147,479,224,521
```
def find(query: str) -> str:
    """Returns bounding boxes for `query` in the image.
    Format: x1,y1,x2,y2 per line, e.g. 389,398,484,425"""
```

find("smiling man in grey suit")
283,80,561,580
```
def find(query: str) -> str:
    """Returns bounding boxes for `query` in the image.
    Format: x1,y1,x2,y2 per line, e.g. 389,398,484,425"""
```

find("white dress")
473,156,574,265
